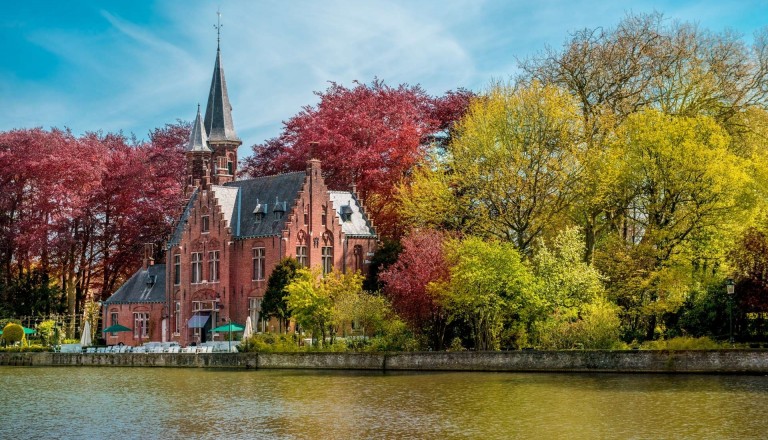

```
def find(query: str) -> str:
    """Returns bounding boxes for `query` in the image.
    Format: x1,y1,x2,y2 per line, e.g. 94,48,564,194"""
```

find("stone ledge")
3,350,768,373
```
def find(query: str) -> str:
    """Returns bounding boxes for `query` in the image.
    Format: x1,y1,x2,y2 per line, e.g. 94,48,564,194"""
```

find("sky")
2,0,767,159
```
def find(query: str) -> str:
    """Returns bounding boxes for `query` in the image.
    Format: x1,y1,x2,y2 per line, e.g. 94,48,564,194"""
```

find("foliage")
640,336,723,350
2,323,24,345
261,258,302,331
441,236,536,350
285,268,365,346
241,80,473,238
239,333,301,353
0,344,48,353
36,319,60,346
363,238,402,292
529,228,621,349
379,229,449,347
0,124,186,324
401,81,582,254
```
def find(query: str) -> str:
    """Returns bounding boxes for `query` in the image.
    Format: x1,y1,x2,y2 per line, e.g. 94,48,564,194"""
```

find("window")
296,245,308,267
249,298,262,330
201,215,210,233
353,245,363,273
274,210,283,221
321,207,327,226
133,312,149,339
173,254,180,285
174,301,181,335
191,252,203,284
227,160,234,175
304,209,309,225
322,246,333,275
209,250,220,282
252,247,266,280
109,312,118,336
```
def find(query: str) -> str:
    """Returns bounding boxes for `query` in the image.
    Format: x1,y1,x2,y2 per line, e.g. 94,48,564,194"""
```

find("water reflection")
2,367,767,439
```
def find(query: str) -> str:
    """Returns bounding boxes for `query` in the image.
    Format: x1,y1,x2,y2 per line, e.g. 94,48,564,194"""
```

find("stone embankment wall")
3,350,768,373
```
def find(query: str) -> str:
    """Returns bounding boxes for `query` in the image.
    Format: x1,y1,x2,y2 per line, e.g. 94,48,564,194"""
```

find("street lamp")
726,279,735,344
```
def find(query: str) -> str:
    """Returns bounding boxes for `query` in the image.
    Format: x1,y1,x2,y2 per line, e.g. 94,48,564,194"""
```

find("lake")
1,367,768,439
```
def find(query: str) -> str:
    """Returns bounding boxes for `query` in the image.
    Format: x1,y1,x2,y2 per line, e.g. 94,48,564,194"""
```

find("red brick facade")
165,159,376,346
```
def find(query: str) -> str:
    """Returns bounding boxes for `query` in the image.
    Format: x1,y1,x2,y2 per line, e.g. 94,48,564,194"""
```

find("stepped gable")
328,190,376,237
224,171,307,238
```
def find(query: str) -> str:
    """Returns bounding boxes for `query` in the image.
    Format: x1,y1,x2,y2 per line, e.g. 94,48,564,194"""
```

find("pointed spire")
186,104,212,153
204,16,240,144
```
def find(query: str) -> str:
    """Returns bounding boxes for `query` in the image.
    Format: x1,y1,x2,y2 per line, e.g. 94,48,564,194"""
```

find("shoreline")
3,350,768,373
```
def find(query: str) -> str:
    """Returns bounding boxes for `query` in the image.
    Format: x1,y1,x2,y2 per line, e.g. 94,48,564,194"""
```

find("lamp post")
726,279,735,344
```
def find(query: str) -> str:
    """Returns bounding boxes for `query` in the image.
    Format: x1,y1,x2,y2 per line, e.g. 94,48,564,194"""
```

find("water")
2,367,768,439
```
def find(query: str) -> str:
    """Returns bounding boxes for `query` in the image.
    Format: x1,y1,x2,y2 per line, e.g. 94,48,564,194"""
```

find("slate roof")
167,188,198,248
104,264,166,304
185,104,212,153
224,172,306,238
329,191,377,237
203,48,240,143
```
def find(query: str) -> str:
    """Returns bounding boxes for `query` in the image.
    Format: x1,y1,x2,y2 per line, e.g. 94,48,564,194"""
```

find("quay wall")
2,350,768,373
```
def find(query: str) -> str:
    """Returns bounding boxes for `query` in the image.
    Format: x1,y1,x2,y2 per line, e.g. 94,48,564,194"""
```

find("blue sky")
2,0,767,158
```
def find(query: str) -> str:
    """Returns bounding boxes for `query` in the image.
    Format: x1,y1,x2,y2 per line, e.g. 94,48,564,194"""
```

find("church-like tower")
185,33,241,190
203,43,241,185
184,104,212,188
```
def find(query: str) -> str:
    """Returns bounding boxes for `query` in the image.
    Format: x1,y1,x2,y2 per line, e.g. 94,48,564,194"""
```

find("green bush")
2,323,24,345
0,344,48,352
239,333,302,353
641,336,723,350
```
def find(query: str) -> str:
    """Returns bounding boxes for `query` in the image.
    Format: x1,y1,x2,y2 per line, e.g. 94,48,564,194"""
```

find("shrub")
239,333,302,353
641,336,723,350
2,323,24,345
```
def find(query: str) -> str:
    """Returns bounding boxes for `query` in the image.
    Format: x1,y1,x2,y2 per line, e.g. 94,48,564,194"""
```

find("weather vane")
214,10,222,49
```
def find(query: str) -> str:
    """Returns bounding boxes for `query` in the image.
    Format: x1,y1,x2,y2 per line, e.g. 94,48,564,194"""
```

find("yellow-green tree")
285,268,364,346
401,81,583,254
441,236,537,350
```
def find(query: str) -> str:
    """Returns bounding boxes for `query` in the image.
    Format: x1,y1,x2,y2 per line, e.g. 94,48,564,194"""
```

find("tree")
379,229,450,348
261,258,302,332
530,227,620,349
401,81,583,254
285,268,364,346
441,236,536,350
241,80,473,238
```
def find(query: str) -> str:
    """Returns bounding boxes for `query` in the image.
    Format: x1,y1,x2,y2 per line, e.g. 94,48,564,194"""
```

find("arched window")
353,245,363,273
321,231,333,275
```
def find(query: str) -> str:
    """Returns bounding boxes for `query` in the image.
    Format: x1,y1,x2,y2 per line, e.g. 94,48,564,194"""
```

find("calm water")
2,367,768,439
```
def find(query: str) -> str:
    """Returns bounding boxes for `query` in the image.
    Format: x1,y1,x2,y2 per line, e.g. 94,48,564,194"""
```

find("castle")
102,41,377,346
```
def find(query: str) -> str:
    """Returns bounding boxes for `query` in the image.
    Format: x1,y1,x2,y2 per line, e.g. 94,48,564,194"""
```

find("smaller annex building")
102,41,377,346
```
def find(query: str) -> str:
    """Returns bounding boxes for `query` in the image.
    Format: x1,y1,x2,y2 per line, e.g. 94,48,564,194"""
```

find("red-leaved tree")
241,80,473,238
379,229,450,348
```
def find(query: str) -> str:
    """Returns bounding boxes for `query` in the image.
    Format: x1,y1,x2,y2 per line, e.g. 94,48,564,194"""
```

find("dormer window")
145,274,157,287
253,200,268,224
340,205,353,223
273,198,286,221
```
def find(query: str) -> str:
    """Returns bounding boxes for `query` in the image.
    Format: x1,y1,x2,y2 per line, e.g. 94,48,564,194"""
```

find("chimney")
142,243,154,270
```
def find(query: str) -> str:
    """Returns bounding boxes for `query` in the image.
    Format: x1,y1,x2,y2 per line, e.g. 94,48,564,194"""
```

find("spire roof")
203,48,240,143
186,104,212,153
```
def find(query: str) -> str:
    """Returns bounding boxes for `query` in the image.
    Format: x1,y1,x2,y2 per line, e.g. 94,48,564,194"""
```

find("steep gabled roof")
167,188,198,248
203,48,240,143
104,264,166,304
329,191,377,237
224,172,306,238
185,104,212,153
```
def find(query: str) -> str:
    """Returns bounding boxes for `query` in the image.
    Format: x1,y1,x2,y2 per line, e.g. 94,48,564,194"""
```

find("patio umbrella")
210,322,244,352
102,324,132,333
80,321,92,347
242,316,253,341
